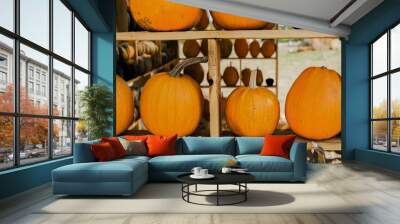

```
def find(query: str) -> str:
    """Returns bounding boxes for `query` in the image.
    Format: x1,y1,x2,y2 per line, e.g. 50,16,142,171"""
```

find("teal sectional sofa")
52,137,307,196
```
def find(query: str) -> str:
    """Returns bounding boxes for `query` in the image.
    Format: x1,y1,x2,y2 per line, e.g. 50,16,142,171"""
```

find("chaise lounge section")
52,137,307,196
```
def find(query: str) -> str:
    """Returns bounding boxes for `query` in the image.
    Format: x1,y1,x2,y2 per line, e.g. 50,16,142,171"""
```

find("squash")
118,42,135,64
116,75,134,135
241,68,263,86
129,0,202,31
220,39,233,58
140,57,207,136
225,70,280,136
183,63,204,84
234,39,248,58
183,40,200,58
195,10,209,30
200,39,208,56
261,39,276,58
285,67,341,140
263,23,275,30
223,64,239,86
210,11,267,30
249,40,260,58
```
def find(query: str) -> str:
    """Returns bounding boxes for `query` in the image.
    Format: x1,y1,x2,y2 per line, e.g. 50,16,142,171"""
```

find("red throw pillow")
101,137,126,158
124,135,148,141
91,142,117,162
260,135,296,159
146,135,177,157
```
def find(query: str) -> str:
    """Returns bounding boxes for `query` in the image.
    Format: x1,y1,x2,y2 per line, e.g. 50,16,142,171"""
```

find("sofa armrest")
289,142,307,182
73,140,100,163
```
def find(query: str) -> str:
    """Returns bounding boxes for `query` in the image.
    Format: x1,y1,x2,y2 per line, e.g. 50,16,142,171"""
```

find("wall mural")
116,0,342,164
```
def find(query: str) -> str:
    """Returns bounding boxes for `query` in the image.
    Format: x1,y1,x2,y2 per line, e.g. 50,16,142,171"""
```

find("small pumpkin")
140,57,207,136
225,70,280,136
234,39,248,58
129,0,202,31
118,42,135,64
195,10,209,30
223,64,239,87
261,39,276,58
210,11,267,30
183,40,200,58
220,39,233,58
241,68,263,86
116,75,134,135
200,39,208,56
285,67,341,140
183,63,204,84
249,40,260,58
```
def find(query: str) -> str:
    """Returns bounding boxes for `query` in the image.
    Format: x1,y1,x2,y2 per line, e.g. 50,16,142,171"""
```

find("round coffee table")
177,173,255,206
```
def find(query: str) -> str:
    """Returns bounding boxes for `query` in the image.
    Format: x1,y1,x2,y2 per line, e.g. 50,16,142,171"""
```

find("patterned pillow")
118,137,147,156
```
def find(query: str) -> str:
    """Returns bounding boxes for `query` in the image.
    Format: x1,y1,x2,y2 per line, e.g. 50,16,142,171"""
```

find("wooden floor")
1,162,400,224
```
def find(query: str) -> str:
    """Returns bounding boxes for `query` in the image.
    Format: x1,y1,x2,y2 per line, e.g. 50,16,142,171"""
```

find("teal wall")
342,0,400,171
0,0,115,199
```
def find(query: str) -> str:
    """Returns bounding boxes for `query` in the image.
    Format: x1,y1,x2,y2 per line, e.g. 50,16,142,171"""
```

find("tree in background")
0,85,59,151
372,99,400,142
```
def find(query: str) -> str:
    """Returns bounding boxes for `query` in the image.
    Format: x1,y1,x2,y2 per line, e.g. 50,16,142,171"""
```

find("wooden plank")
116,0,129,32
208,39,221,137
117,29,337,41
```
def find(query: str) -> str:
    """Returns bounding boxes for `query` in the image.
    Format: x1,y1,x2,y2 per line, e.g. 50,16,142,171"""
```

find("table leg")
195,184,198,192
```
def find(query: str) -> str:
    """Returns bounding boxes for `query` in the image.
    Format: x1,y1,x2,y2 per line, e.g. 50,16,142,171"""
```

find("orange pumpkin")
140,57,207,136
116,75,134,135
195,10,209,30
285,67,341,140
261,39,276,58
129,0,202,31
210,11,267,30
226,70,280,136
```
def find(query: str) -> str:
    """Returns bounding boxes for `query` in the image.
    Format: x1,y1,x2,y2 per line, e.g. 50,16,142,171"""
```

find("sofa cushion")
178,137,235,155
73,140,100,163
53,158,147,183
91,142,118,161
260,134,296,159
236,155,293,172
149,154,235,172
235,137,264,155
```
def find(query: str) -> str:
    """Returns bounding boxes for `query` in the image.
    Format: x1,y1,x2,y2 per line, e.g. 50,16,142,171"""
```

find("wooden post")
208,39,221,137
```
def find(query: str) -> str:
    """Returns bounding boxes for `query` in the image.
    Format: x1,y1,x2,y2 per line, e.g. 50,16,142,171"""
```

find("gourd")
140,57,207,136
220,39,233,58
129,0,202,31
234,39,248,58
116,75,134,135
261,39,276,58
249,40,260,58
210,11,267,30
200,39,208,56
195,10,209,30
225,70,280,136
183,63,204,84
285,66,341,140
241,68,263,86
223,64,239,87
183,40,200,58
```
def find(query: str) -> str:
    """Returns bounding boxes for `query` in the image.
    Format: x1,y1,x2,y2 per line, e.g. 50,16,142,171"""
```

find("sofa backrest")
177,137,236,155
235,137,264,155
73,140,100,163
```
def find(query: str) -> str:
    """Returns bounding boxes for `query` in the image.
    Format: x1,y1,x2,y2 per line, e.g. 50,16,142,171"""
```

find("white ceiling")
169,0,384,38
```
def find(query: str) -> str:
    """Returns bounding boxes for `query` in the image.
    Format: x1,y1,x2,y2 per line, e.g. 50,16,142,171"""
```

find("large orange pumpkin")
210,11,267,30
285,67,341,140
140,57,207,136
116,75,134,135
226,70,280,136
129,0,202,31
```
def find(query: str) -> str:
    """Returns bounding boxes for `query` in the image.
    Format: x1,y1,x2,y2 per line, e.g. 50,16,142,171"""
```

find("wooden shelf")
117,29,336,41
200,85,277,88
179,57,277,60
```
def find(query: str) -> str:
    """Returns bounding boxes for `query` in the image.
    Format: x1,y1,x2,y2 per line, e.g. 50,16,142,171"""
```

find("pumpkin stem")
170,57,208,77
249,70,257,89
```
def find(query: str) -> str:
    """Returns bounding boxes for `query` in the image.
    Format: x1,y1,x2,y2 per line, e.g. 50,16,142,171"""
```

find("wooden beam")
117,29,336,41
208,39,221,137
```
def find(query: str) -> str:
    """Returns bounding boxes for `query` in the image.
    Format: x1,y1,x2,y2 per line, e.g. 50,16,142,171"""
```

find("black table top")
177,172,255,185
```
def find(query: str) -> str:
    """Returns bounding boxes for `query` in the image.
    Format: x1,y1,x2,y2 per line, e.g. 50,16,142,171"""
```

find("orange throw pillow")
260,135,296,159
91,142,117,161
124,135,148,141
146,135,177,157
101,137,126,158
